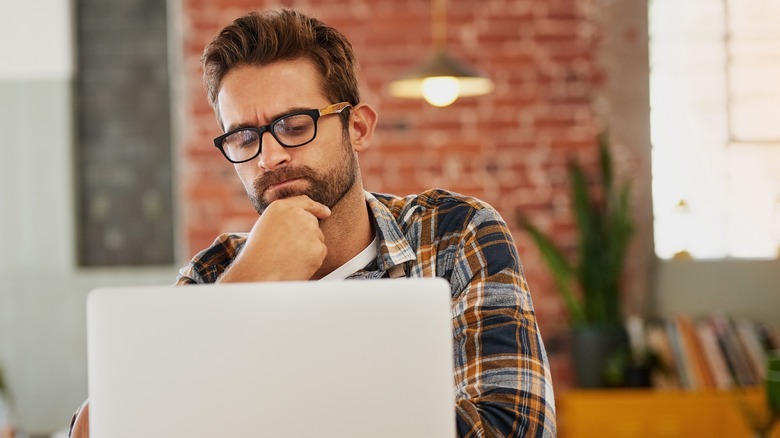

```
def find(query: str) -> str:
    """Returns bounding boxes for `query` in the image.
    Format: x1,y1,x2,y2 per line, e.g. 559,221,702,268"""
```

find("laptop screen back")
87,279,455,438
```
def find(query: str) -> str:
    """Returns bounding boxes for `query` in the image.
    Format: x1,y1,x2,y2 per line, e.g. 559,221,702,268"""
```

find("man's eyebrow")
223,106,314,134
224,121,256,134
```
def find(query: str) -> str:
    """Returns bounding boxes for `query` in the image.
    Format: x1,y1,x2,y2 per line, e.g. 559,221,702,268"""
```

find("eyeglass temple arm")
319,102,352,116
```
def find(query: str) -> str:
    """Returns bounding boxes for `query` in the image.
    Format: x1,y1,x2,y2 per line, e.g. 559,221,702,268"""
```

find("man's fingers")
310,203,332,220
275,195,331,220
71,401,90,438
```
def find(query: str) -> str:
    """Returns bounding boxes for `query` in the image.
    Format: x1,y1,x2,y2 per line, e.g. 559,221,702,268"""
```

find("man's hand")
218,195,331,282
70,401,89,438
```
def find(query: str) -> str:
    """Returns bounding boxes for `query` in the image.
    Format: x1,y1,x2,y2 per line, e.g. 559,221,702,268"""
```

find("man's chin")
250,186,310,213
267,186,308,203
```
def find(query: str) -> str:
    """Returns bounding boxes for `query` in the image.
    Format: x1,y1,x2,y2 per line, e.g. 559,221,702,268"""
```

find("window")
650,0,780,259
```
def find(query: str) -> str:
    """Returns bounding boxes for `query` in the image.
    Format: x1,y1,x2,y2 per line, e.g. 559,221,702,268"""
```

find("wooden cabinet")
558,388,778,438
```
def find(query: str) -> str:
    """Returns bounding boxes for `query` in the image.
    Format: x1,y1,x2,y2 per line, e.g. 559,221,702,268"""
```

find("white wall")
655,260,780,326
0,1,179,435
0,0,74,83
0,271,176,435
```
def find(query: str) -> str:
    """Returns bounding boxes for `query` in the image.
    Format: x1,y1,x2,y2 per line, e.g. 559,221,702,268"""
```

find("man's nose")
257,133,291,172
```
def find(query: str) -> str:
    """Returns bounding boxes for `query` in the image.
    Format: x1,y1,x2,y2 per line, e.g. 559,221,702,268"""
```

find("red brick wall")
179,0,630,389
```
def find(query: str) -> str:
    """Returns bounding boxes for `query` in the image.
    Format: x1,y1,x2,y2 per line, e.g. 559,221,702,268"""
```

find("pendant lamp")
387,0,494,107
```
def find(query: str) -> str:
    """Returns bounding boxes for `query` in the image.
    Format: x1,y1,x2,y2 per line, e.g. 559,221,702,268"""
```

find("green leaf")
518,215,586,325
516,129,633,327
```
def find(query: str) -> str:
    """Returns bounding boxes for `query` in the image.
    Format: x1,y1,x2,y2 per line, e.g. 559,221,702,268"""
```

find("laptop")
86,278,455,438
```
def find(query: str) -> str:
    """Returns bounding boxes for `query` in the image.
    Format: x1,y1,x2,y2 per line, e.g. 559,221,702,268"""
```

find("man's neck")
311,184,374,280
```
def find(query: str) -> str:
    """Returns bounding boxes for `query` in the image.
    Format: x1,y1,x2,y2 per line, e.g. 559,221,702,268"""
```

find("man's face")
216,59,358,214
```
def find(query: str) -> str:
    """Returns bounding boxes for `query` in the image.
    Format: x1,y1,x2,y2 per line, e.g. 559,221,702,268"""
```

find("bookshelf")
629,313,778,390
558,388,776,438
557,314,780,437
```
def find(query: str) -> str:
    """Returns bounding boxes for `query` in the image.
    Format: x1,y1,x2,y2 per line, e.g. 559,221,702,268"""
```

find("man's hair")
202,9,360,125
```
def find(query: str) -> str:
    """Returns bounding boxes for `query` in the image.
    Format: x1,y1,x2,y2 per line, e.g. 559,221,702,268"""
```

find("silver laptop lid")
87,278,455,438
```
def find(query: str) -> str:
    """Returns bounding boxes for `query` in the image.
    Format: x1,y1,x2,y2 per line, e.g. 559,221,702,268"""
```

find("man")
72,9,555,437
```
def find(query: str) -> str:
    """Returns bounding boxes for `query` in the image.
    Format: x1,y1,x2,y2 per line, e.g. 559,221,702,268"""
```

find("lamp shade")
388,48,494,106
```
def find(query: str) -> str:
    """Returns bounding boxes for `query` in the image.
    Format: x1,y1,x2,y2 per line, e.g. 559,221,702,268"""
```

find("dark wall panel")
76,0,173,266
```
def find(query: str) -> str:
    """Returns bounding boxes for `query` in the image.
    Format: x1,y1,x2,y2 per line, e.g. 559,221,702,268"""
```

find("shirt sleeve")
449,207,556,437
175,233,248,285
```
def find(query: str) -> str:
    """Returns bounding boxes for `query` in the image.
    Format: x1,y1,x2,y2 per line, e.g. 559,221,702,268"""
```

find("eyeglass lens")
222,113,316,162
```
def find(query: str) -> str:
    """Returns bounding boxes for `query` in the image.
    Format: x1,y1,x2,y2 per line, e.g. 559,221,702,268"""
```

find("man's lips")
267,177,303,190
254,167,315,198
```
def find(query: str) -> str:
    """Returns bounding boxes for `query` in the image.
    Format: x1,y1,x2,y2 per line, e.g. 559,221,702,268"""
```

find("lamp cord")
432,0,447,49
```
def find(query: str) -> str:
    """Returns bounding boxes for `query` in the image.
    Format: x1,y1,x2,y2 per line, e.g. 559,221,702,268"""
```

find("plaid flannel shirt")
177,189,556,437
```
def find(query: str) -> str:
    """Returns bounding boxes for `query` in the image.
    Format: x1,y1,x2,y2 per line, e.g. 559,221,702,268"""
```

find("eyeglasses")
214,102,353,164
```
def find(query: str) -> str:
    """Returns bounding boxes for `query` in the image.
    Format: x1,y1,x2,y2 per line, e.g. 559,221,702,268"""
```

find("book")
645,319,679,388
666,319,692,388
695,318,734,390
759,321,780,351
709,313,757,387
734,318,768,381
675,315,715,389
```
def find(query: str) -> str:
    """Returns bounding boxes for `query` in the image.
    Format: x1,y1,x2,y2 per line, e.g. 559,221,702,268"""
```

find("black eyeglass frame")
213,101,353,164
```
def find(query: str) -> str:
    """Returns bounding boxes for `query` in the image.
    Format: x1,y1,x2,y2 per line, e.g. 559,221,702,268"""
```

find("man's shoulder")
371,188,501,232
371,188,493,213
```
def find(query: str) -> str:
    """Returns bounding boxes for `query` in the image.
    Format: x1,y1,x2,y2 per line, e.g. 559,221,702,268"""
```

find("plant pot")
571,325,629,388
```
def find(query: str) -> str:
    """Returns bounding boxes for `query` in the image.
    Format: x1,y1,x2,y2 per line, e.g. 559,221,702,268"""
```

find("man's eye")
276,115,313,137
226,130,258,149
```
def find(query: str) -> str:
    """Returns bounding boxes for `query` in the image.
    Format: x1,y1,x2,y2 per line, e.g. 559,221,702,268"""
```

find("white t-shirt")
319,237,378,281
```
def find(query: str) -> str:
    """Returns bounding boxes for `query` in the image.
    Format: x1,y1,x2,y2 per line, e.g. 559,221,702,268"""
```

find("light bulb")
421,76,460,107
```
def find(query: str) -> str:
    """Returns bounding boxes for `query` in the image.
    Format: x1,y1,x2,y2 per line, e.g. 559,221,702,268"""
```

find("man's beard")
247,141,358,214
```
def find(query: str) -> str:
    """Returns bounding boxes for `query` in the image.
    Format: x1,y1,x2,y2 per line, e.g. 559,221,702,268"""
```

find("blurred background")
1,0,779,436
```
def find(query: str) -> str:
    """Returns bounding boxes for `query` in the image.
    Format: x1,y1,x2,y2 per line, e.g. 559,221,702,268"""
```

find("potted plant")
736,352,780,437
518,131,635,387
0,364,12,435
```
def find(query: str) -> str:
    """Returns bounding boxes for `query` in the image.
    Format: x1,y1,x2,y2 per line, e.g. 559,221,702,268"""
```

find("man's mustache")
253,166,317,194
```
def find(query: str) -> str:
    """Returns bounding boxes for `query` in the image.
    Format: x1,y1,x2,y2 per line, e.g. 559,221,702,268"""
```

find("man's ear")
349,103,378,152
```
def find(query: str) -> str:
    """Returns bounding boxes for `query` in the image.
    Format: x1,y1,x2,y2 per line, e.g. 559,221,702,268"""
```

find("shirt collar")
365,191,417,271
